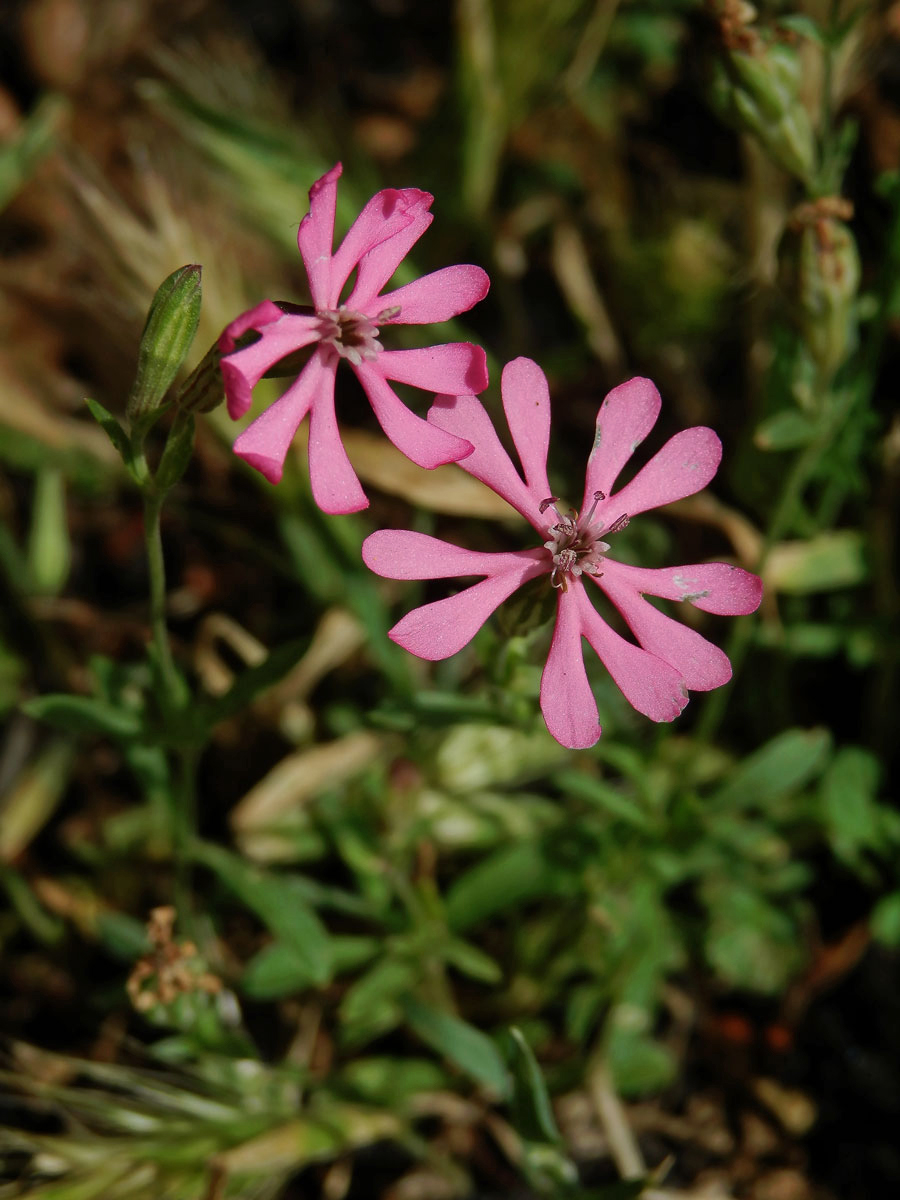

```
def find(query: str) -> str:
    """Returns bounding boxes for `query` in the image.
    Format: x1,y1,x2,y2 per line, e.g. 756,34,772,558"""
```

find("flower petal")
600,559,763,615
307,376,369,513
576,587,688,722
354,363,473,469
540,588,601,749
388,561,543,660
598,426,722,522
374,264,490,324
428,394,545,528
220,310,321,419
501,358,552,501
334,189,432,305
219,299,286,354
582,376,661,509
363,530,544,582
593,570,731,691
297,164,341,310
377,344,488,396
233,352,330,485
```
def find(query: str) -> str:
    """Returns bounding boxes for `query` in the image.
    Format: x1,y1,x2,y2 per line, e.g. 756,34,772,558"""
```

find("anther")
539,497,559,514
604,513,630,535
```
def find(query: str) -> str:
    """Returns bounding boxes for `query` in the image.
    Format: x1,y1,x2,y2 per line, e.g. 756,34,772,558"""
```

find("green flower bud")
778,201,861,380
709,11,816,182
127,265,202,429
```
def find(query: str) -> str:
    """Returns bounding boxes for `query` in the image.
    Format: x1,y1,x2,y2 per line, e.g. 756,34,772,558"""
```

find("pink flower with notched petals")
362,357,763,750
219,163,489,513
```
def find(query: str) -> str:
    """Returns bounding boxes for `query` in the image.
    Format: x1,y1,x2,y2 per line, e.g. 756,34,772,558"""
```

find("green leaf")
0,862,64,944
330,934,381,974
26,468,71,597
340,959,418,1043
401,996,510,1097
22,693,143,738
713,728,832,809
194,844,332,985
769,531,867,594
242,941,321,999
85,397,134,468
607,1028,676,1097
506,1026,561,1144
871,892,900,946
340,1056,448,1103
821,747,884,866
703,882,803,992
442,936,503,984
95,911,152,960
0,94,66,210
754,409,818,451
446,841,558,932
556,769,652,831
777,14,825,45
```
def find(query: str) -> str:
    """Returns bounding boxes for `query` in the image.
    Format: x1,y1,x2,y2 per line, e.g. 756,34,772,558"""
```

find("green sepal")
175,340,225,414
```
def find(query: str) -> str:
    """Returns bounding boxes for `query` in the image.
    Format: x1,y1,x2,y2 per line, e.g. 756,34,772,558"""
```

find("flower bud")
709,5,815,182
778,199,860,380
127,265,202,428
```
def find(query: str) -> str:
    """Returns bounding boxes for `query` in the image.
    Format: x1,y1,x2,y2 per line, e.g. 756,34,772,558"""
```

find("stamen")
603,513,630,535
583,490,606,524
543,492,627,590
315,305,384,363
376,304,402,322
539,497,559,514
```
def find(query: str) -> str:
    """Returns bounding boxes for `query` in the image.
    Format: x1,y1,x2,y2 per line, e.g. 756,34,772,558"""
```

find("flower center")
315,304,400,367
540,492,629,591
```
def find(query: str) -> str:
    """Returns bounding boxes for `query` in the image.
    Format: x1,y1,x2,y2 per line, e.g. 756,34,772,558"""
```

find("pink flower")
362,358,763,749
219,163,490,513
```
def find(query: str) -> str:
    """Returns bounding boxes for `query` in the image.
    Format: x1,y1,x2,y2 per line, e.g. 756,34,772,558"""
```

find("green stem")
139,457,197,924
172,745,198,927
143,488,183,708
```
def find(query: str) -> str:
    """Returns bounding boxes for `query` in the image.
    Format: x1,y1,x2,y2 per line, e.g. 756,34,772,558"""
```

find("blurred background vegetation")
1,0,899,1197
